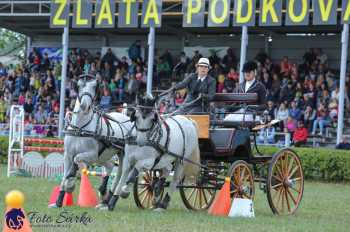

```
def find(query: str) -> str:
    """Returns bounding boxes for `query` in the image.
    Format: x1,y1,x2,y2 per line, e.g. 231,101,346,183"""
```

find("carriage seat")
211,93,258,104
210,120,259,129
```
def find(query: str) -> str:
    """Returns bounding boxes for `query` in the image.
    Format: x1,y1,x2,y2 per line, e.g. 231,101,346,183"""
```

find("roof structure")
0,0,343,37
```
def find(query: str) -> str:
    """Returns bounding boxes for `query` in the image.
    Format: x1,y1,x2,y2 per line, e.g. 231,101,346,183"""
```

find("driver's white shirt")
224,78,260,122
245,79,255,92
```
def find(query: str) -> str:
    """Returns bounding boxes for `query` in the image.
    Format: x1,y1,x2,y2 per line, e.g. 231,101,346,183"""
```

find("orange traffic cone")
63,192,74,206
77,171,98,207
3,190,32,232
48,186,74,206
208,177,232,216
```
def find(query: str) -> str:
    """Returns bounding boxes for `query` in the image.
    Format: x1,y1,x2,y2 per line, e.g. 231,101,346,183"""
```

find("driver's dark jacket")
235,79,267,109
174,73,216,106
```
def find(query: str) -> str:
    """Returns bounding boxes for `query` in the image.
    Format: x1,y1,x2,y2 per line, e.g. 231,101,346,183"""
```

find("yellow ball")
82,169,88,175
5,190,24,208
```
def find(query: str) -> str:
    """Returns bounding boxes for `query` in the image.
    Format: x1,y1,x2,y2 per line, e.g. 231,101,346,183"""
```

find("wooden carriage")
133,93,304,215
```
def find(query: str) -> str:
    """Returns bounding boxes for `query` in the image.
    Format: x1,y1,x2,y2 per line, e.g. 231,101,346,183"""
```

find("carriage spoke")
290,177,302,182
193,190,199,208
146,192,152,208
286,187,297,205
275,187,283,209
198,189,203,208
202,190,209,206
138,186,149,197
140,190,149,205
186,189,195,201
275,164,284,180
287,157,295,177
242,192,250,199
240,167,246,182
271,183,283,189
290,185,301,194
289,166,299,179
284,187,291,212
272,174,282,183
281,187,285,213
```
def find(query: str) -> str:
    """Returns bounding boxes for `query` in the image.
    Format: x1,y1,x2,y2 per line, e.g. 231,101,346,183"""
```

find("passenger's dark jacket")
174,73,216,106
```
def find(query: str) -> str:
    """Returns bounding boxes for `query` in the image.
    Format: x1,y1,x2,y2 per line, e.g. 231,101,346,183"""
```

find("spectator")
118,56,129,72
266,101,276,120
222,48,237,71
0,95,6,122
34,105,47,124
303,105,316,131
289,101,302,121
280,56,292,75
100,88,112,111
312,103,331,136
174,52,190,78
276,103,289,131
115,72,125,102
258,127,276,144
156,57,171,82
127,74,139,103
175,91,185,105
128,40,142,61
0,63,7,77
286,116,297,133
102,48,119,68
293,120,309,147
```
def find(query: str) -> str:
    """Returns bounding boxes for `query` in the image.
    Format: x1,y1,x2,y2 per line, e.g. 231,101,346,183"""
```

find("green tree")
0,28,26,60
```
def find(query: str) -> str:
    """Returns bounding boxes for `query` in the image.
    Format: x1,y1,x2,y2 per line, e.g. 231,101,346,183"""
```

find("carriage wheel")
133,170,163,209
266,148,304,215
179,175,217,211
227,160,255,199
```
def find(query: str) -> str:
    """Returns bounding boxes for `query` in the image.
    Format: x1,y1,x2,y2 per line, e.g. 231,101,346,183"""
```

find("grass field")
1,165,350,232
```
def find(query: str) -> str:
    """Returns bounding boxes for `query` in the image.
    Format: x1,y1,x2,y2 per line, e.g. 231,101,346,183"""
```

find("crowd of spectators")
0,41,347,146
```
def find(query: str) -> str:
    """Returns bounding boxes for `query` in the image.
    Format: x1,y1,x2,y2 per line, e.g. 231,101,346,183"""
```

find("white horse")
49,75,133,208
105,95,201,211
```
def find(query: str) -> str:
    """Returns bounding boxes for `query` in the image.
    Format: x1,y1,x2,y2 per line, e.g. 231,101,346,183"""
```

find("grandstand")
0,0,350,148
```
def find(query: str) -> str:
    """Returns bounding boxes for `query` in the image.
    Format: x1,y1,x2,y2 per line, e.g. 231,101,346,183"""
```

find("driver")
172,58,216,114
224,61,267,121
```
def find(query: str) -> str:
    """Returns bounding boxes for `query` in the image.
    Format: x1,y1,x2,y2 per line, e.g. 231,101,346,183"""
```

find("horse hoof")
95,203,107,209
48,203,59,208
98,206,109,211
153,208,166,213
120,191,130,199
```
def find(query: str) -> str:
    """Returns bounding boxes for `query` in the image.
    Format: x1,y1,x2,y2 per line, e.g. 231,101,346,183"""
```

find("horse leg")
49,151,76,208
73,151,98,169
101,154,124,206
106,153,132,211
155,161,184,211
152,168,170,207
98,161,114,197
120,156,156,197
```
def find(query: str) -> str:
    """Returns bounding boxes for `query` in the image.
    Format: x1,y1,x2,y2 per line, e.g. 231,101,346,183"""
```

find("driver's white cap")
197,58,210,67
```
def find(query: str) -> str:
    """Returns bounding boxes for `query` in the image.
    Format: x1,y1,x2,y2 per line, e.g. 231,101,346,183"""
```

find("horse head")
132,94,158,146
77,74,99,114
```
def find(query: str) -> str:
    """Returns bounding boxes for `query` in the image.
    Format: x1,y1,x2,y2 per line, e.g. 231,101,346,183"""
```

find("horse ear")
130,111,136,122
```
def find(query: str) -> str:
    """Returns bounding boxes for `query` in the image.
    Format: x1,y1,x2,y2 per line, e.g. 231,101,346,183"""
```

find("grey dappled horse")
105,95,201,211
49,75,133,208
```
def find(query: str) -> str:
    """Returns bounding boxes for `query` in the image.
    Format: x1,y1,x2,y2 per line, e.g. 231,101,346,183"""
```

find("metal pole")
58,26,69,138
337,24,349,144
26,37,31,62
146,26,155,96
239,26,248,84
